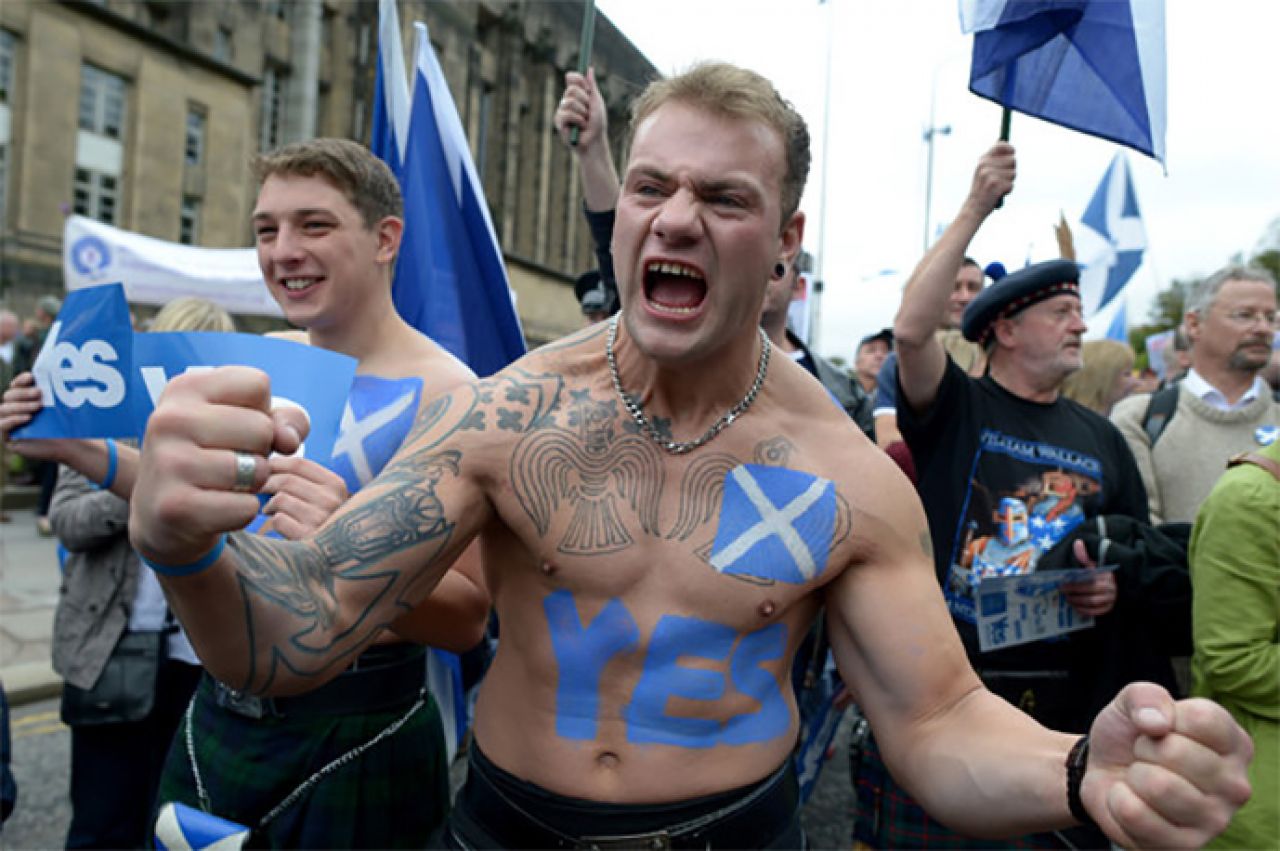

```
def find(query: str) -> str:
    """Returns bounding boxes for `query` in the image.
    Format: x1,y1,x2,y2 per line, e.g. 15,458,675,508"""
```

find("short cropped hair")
1184,265,1278,317
252,138,402,230
629,62,811,228
36,296,62,319
151,297,235,333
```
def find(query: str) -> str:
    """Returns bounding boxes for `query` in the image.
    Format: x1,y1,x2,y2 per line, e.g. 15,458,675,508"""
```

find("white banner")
63,215,283,318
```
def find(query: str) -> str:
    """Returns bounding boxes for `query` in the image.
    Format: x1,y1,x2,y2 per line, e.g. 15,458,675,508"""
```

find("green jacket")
1191,440,1280,850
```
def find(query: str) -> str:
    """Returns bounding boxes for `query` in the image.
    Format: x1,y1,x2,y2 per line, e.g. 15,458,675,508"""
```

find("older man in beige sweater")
1112,265,1279,524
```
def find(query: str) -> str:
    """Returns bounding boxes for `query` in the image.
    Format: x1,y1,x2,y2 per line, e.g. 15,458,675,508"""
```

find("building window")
0,29,14,104
214,25,233,61
73,168,118,225
180,196,200,244
185,108,205,165
79,64,127,140
260,65,285,151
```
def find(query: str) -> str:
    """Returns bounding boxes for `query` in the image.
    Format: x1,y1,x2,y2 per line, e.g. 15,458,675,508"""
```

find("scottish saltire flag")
154,802,250,850
371,0,523,760
328,375,423,493
1105,299,1129,342
372,1,526,377
1078,152,1147,317
371,0,410,178
710,465,836,585
960,0,1167,167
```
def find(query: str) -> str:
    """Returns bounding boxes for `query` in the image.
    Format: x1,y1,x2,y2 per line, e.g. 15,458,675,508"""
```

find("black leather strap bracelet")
1067,735,1098,829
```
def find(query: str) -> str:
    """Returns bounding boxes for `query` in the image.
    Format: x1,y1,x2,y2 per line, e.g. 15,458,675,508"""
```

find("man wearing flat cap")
848,144,1172,849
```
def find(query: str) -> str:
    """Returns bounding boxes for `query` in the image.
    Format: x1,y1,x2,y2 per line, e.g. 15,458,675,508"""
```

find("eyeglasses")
1220,308,1278,328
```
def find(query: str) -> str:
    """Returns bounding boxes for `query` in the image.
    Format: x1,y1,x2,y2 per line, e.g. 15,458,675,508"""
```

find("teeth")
283,278,318,290
645,261,702,279
650,303,699,315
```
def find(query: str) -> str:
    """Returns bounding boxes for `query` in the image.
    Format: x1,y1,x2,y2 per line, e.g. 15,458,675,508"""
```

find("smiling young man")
155,140,489,847
129,68,1250,849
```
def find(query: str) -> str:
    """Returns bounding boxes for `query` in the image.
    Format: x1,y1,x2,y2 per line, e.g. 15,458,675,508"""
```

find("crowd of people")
0,59,1272,849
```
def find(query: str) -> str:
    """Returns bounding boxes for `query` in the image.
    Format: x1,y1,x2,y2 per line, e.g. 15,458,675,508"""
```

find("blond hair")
151,297,235,333
252,138,402,230
1061,340,1135,414
629,62,810,226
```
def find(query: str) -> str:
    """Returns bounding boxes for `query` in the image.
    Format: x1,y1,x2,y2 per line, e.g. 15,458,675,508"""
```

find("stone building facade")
0,0,656,343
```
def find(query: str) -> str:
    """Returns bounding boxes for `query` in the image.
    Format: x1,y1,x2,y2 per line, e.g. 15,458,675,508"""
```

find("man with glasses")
1112,265,1279,524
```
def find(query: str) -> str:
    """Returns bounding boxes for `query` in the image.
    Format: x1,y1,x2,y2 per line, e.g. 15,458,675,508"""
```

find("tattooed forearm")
223,450,463,693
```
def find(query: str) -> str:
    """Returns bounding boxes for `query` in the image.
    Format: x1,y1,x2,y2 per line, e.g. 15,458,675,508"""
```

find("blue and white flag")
326,375,423,494
1105,298,1129,343
372,0,526,378
371,0,525,760
960,0,1167,166
1078,152,1147,318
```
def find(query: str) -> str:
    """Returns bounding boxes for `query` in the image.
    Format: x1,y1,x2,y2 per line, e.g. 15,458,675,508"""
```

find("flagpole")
810,0,835,351
569,0,597,147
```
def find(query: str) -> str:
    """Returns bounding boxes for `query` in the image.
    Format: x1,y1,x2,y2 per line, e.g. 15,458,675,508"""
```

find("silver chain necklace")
606,312,771,455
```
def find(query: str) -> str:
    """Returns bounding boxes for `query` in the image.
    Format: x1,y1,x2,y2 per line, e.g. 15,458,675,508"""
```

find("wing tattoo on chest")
511,389,664,555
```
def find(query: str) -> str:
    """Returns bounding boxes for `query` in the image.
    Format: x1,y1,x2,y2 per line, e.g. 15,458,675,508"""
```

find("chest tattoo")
512,389,664,555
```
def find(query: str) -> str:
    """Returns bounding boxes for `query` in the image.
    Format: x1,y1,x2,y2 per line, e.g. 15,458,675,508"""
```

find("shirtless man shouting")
130,63,1251,848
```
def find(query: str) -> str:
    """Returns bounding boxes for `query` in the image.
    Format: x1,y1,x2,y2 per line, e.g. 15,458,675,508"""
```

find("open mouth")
643,260,706,315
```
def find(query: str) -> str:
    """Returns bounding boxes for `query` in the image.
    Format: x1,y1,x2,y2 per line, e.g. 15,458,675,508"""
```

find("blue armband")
99,438,119,491
138,535,227,578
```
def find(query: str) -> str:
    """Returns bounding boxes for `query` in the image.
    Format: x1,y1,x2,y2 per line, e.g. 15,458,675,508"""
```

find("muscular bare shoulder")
759,356,927,575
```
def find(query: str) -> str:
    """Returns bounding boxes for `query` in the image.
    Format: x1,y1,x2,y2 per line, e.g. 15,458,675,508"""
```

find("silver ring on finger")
232,451,257,493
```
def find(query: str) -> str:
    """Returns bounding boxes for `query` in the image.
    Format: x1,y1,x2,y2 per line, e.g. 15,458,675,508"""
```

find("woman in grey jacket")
51,463,203,849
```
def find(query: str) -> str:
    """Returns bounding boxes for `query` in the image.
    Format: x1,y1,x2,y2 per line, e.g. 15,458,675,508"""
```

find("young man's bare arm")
129,367,501,696
388,541,490,653
894,142,1013,414
825,456,1251,846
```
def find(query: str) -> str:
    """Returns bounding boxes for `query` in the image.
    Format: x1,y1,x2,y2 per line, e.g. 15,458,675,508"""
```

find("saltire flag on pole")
1105,298,1129,342
960,0,1167,168
372,0,526,378
371,0,522,761
1077,151,1147,318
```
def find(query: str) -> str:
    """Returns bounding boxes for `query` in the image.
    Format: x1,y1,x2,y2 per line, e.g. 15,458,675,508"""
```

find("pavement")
0,502,65,707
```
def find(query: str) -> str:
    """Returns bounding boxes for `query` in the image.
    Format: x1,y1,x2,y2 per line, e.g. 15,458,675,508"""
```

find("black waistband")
210,642,427,720
452,745,800,849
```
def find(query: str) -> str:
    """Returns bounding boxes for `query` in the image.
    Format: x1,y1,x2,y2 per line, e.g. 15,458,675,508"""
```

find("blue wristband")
99,438,118,491
139,534,227,578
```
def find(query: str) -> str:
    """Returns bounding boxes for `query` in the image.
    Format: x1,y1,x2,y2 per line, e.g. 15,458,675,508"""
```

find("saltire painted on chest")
327,375,423,493
710,464,837,585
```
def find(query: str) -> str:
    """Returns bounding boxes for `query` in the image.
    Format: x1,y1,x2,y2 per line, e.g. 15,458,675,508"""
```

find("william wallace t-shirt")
898,358,1149,674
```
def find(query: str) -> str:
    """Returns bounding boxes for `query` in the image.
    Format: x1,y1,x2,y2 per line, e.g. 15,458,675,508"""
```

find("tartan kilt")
850,733,1105,850
157,673,450,849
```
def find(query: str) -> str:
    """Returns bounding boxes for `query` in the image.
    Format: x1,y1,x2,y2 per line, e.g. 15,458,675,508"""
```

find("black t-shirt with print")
899,358,1149,727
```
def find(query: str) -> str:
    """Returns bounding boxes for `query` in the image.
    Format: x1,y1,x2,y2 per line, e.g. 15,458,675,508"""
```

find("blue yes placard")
131,333,356,464
15,283,136,439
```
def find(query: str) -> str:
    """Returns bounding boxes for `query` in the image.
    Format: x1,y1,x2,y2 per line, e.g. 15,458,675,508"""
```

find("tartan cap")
961,259,1081,344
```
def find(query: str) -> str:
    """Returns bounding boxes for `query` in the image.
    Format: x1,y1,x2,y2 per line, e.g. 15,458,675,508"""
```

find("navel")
758,599,777,618
541,561,557,576
595,750,620,770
